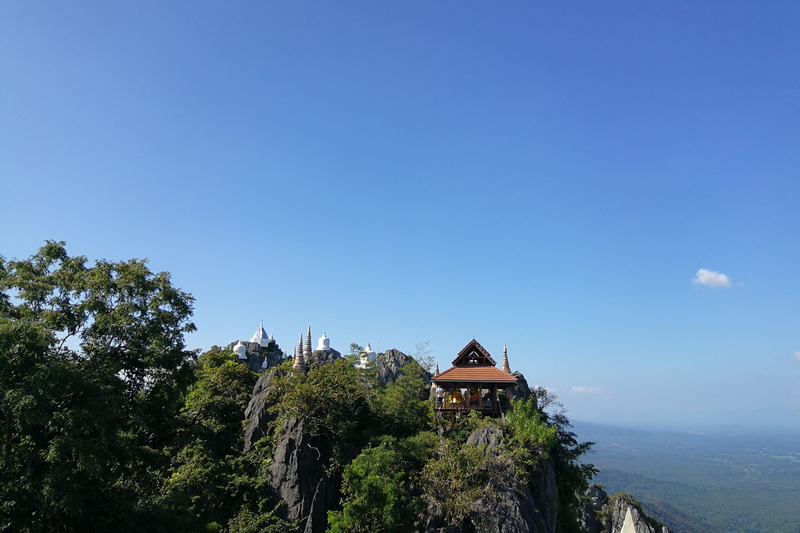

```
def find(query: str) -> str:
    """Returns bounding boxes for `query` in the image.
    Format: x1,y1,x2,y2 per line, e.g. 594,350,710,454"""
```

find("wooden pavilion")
432,339,518,417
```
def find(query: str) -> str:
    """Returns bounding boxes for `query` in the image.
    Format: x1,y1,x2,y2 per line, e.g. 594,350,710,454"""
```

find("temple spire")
293,334,305,369
304,324,313,358
501,344,511,374
434,362,440,376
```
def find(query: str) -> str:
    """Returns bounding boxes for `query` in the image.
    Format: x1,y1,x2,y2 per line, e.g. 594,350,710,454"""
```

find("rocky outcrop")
510,371,532,401
580,484,608,533
421,424,557,533
306,348,341,366
580,485,671,533
227,340,285,373
241,349,667,533
266,417,337,533
466,423,504,449
258,342,285,371
243,368,285,453
374,349,432,386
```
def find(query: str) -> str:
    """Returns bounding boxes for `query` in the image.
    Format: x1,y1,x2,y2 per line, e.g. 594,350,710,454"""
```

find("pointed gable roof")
250,321,269,346
452,338,496,366
433,339,517,386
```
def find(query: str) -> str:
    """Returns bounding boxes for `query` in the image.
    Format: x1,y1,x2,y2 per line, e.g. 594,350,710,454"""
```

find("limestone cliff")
242,349,671,533
580,485,672,533
420,423,559,533
227,339,285,373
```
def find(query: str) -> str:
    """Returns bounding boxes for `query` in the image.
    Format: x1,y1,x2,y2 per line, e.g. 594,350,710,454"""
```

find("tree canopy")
1,242,597,533
0,241,197,531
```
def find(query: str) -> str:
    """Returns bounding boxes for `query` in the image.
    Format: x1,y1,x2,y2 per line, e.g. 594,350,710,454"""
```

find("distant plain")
573,421,800,533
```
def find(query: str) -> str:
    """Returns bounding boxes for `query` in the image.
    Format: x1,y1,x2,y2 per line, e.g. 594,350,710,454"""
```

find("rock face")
266,417,337,533
241,349,668,533
242,366,340,533
241,349,340,454
242,368,285,453
305,347,341,366
227,340,285,373
374,348,432,386
580,484,671,533
510,371,532,401
422,424,558,533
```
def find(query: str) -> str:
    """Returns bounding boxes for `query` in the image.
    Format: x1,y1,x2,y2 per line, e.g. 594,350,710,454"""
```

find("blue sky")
2,1,799,430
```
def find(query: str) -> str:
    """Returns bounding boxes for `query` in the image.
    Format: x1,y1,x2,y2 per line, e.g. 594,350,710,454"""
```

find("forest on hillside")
576,422,800,533
1,242,599,533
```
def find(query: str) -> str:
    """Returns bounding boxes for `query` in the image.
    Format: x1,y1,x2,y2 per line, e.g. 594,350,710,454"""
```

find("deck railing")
433,396,510,414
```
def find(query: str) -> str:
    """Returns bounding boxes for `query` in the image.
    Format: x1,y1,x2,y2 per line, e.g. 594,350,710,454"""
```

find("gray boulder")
580,485,671,533
375,349,432,386
510,371,532,401
227,339,285,373
267,417,336,533
421,424,557,533
466,423,504,449
306,347,342,366
243,368,285,453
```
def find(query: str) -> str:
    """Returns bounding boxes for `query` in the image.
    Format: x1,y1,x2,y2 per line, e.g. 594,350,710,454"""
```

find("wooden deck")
433,397,511,417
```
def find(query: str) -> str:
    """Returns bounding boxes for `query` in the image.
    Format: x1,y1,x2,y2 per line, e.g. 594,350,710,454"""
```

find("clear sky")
2,1,799,431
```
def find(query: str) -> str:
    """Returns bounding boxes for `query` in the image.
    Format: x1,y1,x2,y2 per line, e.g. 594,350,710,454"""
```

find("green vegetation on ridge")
1,242,596,532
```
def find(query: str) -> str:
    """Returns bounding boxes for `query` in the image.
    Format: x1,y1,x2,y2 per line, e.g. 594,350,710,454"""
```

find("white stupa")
358,342,377,369
316,332,331,352
233,340,247,360
250,321,270,348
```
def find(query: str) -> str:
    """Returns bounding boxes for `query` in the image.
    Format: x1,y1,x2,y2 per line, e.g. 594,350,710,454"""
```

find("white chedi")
250,321,270,348
358,342,377,369
316,332,331,352
233,340,247,360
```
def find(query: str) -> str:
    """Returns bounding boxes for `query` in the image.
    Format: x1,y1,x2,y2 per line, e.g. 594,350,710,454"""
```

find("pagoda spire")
293,334,305,369
501,344,511,374
434,362,440,376
304,324,313,358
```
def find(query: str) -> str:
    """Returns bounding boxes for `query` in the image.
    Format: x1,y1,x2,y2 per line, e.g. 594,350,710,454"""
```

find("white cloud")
794,352,800,362
692,268,732,288
571,386,598,394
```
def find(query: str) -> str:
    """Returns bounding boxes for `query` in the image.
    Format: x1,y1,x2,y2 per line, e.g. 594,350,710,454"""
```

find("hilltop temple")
230,321,345,373
432,339,518,417
232,329,520,419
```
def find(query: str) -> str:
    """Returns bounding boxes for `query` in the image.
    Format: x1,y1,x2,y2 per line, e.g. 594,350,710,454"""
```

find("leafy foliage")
328,439,422,533
269,358,370,444
1,242,600,533
369,360,434,437
0,241,197,531
163,345,264,529
420,437,516,530
531,387,598,533
499,397,558,481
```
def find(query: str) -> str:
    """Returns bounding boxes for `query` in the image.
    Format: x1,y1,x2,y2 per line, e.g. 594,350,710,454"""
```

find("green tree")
0,241,196,531
370,360,433,437
530,387,597,533
165,346,261,529
328,439,421,533
181,347,258,458
420,438,517,531
502,397,558,480
269,358,370,445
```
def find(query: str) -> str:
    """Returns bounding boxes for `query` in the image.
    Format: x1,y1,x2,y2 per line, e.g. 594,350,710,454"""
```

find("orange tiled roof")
432,365,518,385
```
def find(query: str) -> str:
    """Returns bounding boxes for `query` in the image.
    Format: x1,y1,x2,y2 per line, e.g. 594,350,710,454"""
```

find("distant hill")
573,421,800,533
